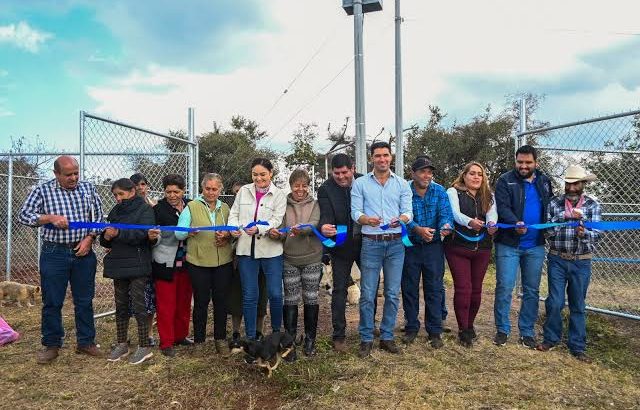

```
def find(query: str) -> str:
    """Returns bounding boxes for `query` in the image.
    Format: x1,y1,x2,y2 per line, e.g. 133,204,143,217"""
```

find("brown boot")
36,347,59,364
333,339,348,353
75,344,104,358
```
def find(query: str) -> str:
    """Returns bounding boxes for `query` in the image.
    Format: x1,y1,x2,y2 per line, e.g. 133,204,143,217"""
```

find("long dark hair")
111,178,136,192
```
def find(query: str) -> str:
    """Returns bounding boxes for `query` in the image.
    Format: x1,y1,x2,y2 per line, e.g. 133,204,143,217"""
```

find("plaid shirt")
407,181,454,244
546,194,601,255
19,178,104,244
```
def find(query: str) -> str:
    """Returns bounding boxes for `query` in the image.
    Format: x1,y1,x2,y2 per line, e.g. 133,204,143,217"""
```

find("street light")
342,0,383,175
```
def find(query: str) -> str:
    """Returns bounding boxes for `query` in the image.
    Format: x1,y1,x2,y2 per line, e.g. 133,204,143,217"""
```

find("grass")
1,266,639,409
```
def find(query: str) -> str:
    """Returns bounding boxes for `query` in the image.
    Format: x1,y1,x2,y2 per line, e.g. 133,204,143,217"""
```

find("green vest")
185,199,233,267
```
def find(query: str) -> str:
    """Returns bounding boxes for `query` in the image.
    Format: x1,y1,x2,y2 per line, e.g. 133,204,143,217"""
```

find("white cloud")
85,0,640,154
0,97,15,117
0,21,53,53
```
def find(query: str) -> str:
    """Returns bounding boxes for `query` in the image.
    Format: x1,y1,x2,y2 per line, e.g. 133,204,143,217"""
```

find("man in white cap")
537,164,601,363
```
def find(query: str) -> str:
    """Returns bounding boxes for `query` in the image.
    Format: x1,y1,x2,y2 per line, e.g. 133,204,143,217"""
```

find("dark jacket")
151,197,190,281
100,195,155,279
317,174,362,258
448,187,493,250
494,169,553,247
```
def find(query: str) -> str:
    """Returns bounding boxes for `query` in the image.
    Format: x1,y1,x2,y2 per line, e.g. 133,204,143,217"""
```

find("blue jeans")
39,242,97,347
494,243,545,337
543,254,591,353
359,238,405,342
238,255,283,339
401,242,444,335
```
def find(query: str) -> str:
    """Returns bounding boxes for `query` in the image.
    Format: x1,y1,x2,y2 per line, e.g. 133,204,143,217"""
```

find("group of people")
18,142,601,365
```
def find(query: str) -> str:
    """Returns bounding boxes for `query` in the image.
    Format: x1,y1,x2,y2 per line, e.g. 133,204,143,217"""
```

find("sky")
1,0,640,155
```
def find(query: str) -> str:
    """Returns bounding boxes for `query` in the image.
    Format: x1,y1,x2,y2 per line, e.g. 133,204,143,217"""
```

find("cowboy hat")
564,165,597,183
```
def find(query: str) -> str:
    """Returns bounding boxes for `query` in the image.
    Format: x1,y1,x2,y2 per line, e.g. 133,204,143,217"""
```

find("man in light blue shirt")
351,141,413,358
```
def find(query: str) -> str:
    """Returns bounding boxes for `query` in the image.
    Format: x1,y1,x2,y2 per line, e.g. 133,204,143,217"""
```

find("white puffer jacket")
228,183,287,258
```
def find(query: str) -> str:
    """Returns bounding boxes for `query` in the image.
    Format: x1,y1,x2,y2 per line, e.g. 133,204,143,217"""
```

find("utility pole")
343,0,383,174
394,0,404,177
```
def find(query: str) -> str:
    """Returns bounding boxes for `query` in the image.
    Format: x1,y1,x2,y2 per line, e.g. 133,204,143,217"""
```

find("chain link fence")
518,109,640,320
1,111,196,318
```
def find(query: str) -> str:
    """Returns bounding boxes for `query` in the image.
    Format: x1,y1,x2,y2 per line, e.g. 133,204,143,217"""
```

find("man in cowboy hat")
537,164,601,363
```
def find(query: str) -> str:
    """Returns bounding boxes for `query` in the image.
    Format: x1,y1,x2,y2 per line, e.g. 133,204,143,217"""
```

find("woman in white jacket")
229,158,287,340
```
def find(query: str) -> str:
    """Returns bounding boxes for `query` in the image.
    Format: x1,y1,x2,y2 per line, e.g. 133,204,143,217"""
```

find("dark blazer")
494,168,553,247
100,195,155,279
317,174,362,258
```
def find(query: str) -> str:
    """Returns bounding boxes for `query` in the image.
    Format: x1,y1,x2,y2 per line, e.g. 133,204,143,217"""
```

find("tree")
285,123,319,169
197,115,278,192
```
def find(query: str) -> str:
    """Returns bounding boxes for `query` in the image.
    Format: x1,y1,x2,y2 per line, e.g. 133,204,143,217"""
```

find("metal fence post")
6,153,13,281
79,110,86,179
514,97,527,297
188,107,196,198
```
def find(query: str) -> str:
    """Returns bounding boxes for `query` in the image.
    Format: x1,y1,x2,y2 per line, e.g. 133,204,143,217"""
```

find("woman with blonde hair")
444,162,498,347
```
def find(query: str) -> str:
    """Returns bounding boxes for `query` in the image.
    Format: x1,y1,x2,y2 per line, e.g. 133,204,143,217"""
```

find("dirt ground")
1,266,639,410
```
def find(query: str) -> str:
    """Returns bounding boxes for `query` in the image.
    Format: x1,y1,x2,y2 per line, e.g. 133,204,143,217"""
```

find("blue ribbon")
278,224,347,248
66,220,269,232
379,222,413,247
454,230,486,242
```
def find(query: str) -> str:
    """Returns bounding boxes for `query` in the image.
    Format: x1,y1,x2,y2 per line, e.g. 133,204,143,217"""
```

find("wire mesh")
1,113,194,318
520,110,640,319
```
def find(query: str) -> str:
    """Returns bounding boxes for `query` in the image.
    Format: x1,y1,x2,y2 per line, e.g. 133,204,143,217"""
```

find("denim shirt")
351,171,413,235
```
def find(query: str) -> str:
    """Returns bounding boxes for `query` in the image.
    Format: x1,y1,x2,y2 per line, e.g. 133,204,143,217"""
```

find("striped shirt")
18,178,104,244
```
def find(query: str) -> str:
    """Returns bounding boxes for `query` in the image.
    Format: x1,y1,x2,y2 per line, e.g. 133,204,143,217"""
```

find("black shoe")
358,342,373,358
536,341,557,352
428,334,444,349
402,331,418,344
379,339,400,354
458,330,473,348
174,338,194,346
571,351,593,363
519,336,537,349
494,332,508,346
303,304,319,357
161,347,176,358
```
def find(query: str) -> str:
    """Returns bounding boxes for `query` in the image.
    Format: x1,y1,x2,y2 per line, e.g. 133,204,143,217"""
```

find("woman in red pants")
147,174,193,357
444,162,498,347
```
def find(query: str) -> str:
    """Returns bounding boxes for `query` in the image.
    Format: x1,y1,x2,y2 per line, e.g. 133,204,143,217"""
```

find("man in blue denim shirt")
493,145,553,348
401,156,453,348
351,141,413,358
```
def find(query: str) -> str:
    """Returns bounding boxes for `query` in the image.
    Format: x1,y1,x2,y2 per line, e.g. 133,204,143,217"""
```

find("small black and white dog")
231,332,296,378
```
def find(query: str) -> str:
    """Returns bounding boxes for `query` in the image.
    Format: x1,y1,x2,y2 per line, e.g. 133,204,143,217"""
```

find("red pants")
154,269,192,349
444,245,491,331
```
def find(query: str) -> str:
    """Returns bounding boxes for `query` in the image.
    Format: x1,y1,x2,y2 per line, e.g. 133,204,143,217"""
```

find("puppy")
234,332,296,378
320,263,333,295
0,281,41,307
347,283,361,305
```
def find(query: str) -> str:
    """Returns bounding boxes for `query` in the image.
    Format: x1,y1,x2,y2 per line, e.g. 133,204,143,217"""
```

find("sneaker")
571,351,593,363
161,347,176,358
36,347,59,365
379,339,400,354
519,336,537,349
333,339,347,353
107,343,130,362
215,340,230,356
358,341,373,358
174,338,194,346
128,346,153,365
536,342,557,352
494,332,508,346
428,334,444,349
402,331,418,345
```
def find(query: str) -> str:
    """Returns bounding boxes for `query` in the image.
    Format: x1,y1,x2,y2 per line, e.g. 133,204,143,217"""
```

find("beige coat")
228,183,287,258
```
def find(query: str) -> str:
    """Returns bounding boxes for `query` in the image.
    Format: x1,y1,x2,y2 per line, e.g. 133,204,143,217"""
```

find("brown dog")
0,281,42,307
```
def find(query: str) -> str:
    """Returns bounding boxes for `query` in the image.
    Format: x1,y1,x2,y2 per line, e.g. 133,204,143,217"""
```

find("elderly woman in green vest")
176,173,233,354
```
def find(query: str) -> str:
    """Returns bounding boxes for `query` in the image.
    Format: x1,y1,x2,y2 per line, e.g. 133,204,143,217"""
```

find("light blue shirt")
351,171,413,234
175,197,223,240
